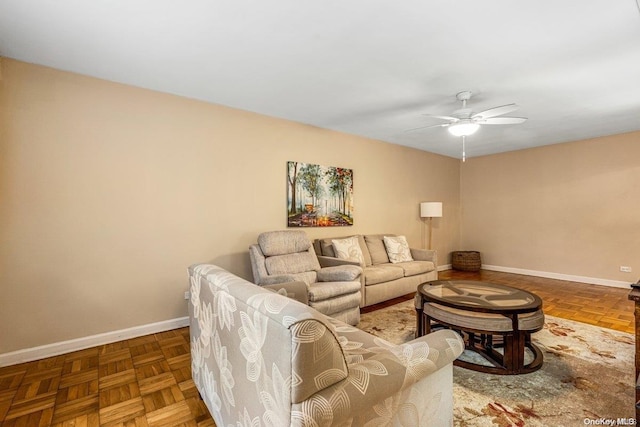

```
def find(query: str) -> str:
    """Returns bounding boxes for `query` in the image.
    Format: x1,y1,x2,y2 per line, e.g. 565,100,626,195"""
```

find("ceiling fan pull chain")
462,135,466,162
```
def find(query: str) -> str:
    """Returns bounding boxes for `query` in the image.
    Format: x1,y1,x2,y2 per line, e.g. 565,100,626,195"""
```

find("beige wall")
460,131,640,283
0,59,461,354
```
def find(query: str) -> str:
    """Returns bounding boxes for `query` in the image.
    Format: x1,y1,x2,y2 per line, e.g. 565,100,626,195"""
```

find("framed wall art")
287,161,353,227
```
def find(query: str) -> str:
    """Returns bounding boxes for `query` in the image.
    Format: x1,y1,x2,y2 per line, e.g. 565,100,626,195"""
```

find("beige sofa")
313,234,438,307
188,263,464,426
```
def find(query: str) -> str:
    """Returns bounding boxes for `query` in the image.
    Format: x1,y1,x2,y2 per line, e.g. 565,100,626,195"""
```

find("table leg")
503,314,526,373
415,306,424,338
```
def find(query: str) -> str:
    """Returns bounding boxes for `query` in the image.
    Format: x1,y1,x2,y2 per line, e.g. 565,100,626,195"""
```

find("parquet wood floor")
0,329,214,427
0,270,634,426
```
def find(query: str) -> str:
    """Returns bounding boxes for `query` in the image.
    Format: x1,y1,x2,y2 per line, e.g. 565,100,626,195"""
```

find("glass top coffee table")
416,280,545,375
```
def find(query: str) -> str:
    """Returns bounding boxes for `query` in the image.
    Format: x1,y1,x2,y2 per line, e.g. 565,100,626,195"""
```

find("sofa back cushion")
364,234,394,265
264,250,321,277
317,236,342,257
258,230,311,256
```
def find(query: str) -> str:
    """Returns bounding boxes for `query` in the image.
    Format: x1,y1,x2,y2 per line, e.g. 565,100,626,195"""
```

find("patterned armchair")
189,263,465,427
249,230,363,325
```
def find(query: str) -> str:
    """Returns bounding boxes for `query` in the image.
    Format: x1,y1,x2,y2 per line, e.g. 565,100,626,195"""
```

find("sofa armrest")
263,281,309,305
317,255,361,268
410,248,438,265
403,329,464,373
317,265,362,282
292,329,463,422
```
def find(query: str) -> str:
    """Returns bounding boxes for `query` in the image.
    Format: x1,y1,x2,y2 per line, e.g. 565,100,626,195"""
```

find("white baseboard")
438,264,452,271
0,316,190,368
481,264,630,289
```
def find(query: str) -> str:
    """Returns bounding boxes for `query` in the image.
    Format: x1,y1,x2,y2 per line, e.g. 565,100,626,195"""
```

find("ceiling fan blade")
423,114,459,122
404,123,450,132
481,117,528,125
472,104,519,120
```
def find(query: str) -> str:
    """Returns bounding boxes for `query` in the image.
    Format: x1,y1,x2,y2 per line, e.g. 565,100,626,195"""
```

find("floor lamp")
420,202,442,250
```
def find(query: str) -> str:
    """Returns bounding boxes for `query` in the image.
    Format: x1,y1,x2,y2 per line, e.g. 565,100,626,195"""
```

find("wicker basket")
451,251,481,272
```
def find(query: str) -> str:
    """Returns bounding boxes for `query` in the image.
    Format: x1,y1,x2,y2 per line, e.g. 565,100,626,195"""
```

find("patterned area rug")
359,299,635,426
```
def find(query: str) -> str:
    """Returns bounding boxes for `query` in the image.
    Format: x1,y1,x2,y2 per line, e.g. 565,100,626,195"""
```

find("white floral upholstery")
189,263,465,427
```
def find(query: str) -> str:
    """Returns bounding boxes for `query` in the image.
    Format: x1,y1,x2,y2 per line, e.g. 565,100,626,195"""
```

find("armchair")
249,230,362,325
189,263,465,426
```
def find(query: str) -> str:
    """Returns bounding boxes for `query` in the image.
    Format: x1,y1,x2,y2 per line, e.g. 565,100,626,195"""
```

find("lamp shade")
420,202,442,218
448,121,480,137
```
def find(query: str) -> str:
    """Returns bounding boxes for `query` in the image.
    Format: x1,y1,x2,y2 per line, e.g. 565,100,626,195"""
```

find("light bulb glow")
448,121,480,137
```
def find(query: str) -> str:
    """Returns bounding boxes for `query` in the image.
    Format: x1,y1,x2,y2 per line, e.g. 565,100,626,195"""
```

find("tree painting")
287,161,353,227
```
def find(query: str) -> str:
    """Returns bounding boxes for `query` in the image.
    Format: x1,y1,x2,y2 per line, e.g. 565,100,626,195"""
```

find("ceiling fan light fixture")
448,121,480,137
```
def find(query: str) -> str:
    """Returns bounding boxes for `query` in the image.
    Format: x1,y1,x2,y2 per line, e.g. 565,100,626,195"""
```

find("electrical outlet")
184,291,190,300
620,266,632,273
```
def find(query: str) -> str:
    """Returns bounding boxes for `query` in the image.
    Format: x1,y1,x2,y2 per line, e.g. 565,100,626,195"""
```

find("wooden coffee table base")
417,311,544,375
415,280,545,375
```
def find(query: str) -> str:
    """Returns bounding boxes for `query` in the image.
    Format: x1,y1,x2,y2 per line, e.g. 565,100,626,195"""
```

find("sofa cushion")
317,265,362,282
383,235,414,263
287,271,319,285
363,265,404,286
332,236,365,265
265,252,320,275
258,230,311,256
364,234,392,265
395,260,436,277
318,237,337,257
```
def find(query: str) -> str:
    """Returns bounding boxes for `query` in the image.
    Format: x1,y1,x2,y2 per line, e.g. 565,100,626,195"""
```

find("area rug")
359,300,635,426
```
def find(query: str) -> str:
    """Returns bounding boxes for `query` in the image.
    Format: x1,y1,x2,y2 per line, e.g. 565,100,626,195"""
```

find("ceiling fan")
409,91,527,161
414,90,527,136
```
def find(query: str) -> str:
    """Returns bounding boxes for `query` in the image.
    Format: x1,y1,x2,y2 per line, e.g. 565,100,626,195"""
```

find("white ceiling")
1,0,640,159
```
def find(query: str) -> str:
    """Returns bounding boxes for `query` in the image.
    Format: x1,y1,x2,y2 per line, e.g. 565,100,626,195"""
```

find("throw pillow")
332,236,365,265
383,235,413,263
